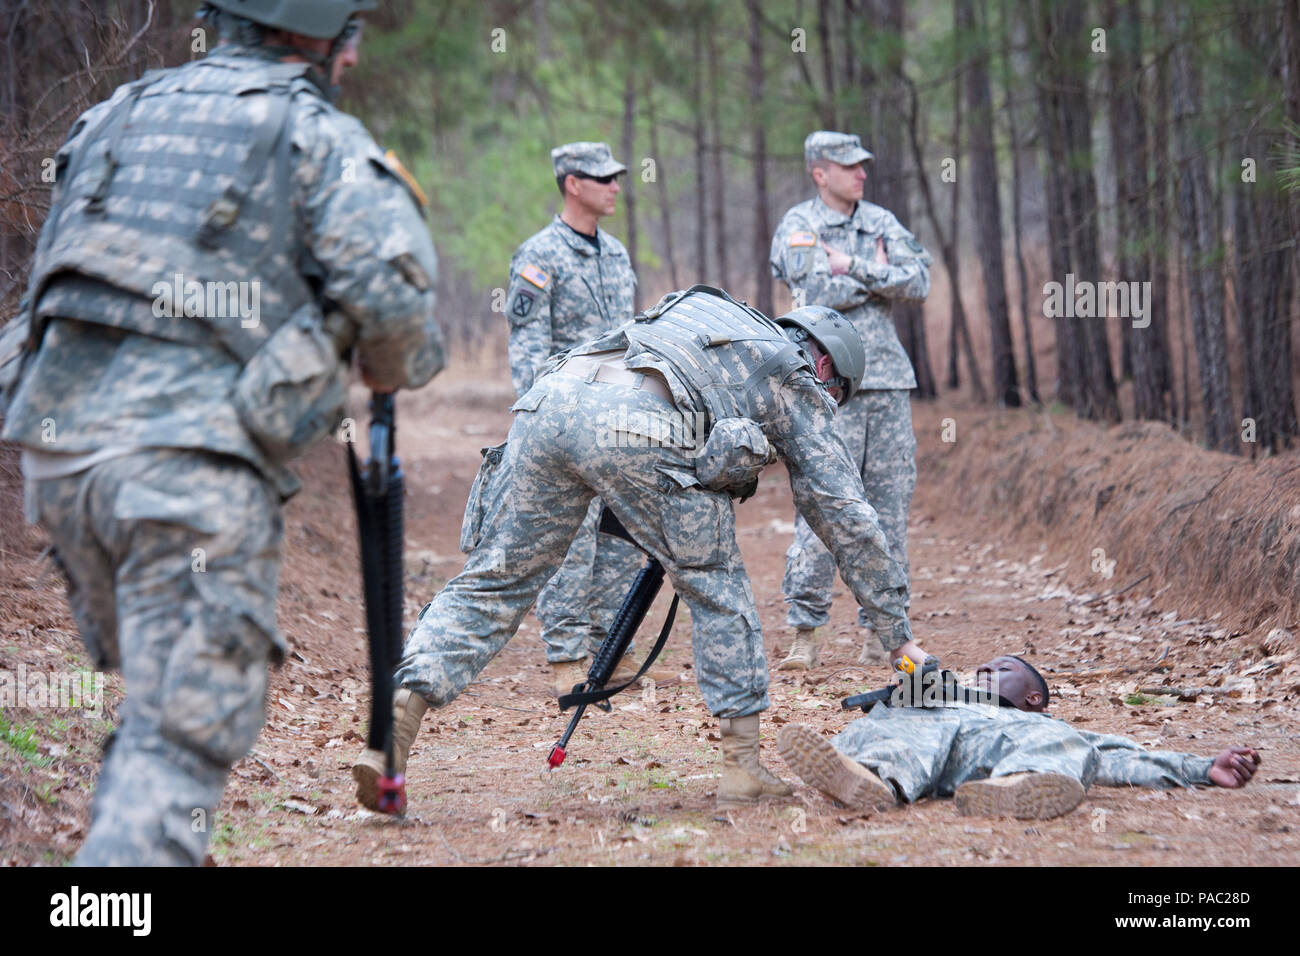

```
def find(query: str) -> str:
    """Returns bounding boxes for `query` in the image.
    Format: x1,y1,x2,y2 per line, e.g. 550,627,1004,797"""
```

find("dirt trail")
2,369,1298,865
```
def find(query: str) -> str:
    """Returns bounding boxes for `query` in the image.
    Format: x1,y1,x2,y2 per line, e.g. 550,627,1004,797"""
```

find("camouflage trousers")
832,705,1099,802
398,371,770,718
29,448,281,866
535,497,643,662
783,388,915,642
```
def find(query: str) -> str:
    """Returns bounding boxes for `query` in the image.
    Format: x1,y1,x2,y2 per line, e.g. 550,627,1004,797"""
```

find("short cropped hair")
1010,656,1050,709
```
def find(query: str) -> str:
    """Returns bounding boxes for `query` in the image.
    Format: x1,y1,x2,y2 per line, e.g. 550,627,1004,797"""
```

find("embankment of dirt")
912,402,1300,640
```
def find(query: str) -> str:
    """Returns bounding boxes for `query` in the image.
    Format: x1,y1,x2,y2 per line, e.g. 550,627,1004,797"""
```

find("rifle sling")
557,593,679,710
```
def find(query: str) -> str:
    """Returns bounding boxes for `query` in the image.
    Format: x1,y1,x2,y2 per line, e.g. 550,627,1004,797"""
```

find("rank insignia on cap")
383,149,428,208
789,231,817,247
521,264,551,289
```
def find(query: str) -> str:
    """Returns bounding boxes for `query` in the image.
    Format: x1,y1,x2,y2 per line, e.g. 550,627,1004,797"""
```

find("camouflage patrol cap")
804,130,874,166
552,142,627,179
203,0,376,39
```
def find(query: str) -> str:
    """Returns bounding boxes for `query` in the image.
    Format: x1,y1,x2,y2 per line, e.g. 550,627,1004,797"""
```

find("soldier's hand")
1208,747,1260,788
874,236,889,266
822,241,852,276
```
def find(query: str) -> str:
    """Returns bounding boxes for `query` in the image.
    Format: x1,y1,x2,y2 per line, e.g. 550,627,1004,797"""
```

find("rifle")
347,391,406,814
841,658,1013,713
547,507,679,768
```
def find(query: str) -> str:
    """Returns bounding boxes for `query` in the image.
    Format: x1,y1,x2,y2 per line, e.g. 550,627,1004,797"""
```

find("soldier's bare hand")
822,241,852,276
874,236,889,266
1208,747,1260,788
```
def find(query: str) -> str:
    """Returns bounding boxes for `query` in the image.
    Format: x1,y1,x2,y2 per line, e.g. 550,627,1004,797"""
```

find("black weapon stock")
841,662,1014,713
347,391,407,814
547,508,679,768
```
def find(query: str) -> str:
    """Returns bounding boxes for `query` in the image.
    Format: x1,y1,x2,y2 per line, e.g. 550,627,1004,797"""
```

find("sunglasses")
575,173,620,185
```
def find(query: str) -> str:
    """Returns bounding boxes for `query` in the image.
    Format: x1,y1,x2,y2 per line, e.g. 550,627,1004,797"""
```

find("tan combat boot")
777,723,897,811
777,628,821,670
716,714,794,809
856,632,888,666
552,659,588,698
352,688,429,812
954,772,1084,820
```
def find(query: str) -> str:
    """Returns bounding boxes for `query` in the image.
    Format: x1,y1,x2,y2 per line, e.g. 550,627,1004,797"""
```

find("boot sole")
777,724,896,811
352,752,384,812
954,773,1084,820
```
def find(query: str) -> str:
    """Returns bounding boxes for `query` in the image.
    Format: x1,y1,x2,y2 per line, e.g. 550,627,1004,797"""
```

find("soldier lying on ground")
777,655,1262,820
355,286,935,810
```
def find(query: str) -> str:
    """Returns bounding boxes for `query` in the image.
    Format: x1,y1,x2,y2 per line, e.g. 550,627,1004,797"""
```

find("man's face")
330,21,362,86
975,656,1045,712
568,172,621,219
274,22,362,88
807,341,845,405
814,160,867,206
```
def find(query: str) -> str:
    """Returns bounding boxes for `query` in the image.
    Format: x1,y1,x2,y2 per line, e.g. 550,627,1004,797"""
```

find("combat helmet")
201,0,376,39
776,306,865,404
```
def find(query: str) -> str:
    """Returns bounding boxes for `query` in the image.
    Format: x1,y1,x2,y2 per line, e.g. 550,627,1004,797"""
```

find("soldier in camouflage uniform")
354,287,922,810
503,142,642,694
778,656,1262,819
770,131,933,671
1,0,445,865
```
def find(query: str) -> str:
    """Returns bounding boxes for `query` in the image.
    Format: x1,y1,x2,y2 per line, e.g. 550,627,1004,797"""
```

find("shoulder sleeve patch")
789,230,818,247
381,149,428,208
521,264,551,289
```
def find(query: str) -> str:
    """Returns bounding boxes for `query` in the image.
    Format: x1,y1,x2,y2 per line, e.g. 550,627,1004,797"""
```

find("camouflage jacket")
2,45,445,497
504,215,636,397
548,291,914,647
840,702,1216,792
770,196,931,391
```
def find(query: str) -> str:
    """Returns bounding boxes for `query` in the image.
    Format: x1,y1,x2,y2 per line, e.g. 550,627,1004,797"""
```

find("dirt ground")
2,363,1298,867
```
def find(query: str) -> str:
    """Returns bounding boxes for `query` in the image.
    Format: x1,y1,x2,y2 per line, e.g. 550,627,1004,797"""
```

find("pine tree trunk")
999,0,1039,403
621,61,640,313
693,22,708,285
960,0,1020,406
707,28,729,293
872,0,937,398
747,0,773,315
644,79,678,289
1167,4,1236,452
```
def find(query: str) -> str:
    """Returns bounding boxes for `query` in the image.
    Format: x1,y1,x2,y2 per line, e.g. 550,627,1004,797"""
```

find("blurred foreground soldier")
503,142,641,695
355,286,934,810
779,656,1261,819
770,131,932,671
1,0,445,865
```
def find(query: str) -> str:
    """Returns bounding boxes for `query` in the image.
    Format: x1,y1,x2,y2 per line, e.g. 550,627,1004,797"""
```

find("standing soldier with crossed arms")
770,131,934,672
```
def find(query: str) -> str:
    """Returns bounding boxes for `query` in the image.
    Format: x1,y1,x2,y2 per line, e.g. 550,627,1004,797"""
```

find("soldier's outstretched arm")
295,106,446,392
504,254,555,397
847,216,932,302
1074,728,1219,789
770,216,876,314
768,373,914,651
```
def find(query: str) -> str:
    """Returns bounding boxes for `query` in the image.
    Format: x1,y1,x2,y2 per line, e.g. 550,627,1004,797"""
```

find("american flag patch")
789,231,817,247
521,264,551,289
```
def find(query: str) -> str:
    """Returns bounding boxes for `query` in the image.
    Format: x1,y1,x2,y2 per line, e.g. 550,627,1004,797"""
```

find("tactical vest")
25,52,324,363
624,285,812,435
616,286,814,497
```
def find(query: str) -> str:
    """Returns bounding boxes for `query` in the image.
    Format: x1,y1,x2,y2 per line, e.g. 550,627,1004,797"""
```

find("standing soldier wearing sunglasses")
501,142,643,695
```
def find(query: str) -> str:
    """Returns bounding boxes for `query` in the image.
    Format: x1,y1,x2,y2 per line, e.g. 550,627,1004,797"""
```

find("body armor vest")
26,53,323,363
623,285,812,436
